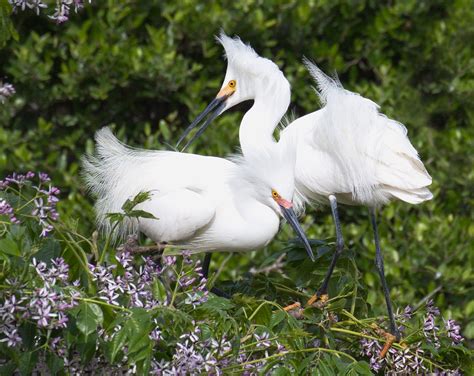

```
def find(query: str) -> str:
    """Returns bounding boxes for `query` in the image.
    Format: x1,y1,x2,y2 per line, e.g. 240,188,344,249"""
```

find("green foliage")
0,0,473,373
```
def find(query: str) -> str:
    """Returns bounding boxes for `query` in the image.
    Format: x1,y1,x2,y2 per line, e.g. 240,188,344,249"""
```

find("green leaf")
46,353,64,375
18,351,38,376
152,278,168,302
121,191,152,212
0,237,20,256
109,326,128,364
270,310,287,329
76,302,104,336
126,209,158,220
34,238,61,263
0,0,17,48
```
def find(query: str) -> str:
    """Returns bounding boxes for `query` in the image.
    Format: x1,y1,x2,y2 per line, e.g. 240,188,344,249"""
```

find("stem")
99,221,120,265
222,347,357,371
78,297,131,313
169,264,183,307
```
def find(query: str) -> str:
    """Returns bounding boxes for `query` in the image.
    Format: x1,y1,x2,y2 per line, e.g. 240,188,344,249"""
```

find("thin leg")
369,207,400,341
202,253,212,279
307,195,344,306
201,253,230,298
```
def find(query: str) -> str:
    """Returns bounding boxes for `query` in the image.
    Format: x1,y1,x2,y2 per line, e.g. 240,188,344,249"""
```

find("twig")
413,285,442,311
249,254,286,275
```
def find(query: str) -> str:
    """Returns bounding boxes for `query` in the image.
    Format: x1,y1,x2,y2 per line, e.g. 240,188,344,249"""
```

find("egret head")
234,140,314,262
177,32,291,150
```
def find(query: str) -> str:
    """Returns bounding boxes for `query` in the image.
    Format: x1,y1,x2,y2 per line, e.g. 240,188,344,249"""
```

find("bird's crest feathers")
217,32,282,79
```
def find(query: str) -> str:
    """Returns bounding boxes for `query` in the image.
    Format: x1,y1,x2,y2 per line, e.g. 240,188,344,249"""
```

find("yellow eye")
272,190,279,199
228,80,236,88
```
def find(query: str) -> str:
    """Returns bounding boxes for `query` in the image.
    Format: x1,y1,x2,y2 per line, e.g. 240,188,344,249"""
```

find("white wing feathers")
305,61,432,205
82,127,217,241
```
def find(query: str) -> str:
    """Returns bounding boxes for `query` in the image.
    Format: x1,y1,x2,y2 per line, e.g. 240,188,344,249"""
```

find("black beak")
176,96,227,151
281,206,315,262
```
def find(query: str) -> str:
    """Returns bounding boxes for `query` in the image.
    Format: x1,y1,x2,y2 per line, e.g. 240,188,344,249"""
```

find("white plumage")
192,34,433,208
283,60,433,206
179,34,433,342
178,35,432,342
82,127,311,256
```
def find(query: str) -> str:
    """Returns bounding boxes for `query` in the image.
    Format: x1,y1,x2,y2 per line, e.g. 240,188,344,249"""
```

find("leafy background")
0,0,473,373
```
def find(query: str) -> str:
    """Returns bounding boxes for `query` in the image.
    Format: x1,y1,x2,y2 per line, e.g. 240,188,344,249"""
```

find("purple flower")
444,319,464,345
31,184,60,237
427,299,441,316
254,332,271,349
38,172,50,182
0,326,22,347
9,0,48,15
0,199,20,224
423,314,440,348
0,81,15,103
164,256,177,267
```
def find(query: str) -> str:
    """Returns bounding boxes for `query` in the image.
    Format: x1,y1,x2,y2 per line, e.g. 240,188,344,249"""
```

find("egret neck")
239,77,290,157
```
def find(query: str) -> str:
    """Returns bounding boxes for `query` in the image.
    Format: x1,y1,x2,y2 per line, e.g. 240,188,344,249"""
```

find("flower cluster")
0,171,60,237
89,245,208,310
423,299,441,348
444,319,464,345
9,0,47,15
0,82,15,103
0,198,19,224
151,326,229,375
361,301,465,374
50,0,91,23
9,0,92,22
0,258,79,348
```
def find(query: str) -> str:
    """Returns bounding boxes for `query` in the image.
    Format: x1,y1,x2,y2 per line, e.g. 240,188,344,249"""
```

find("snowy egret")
82,127,315,278
178,34,433,348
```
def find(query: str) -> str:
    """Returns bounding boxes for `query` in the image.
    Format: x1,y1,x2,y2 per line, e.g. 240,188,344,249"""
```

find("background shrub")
0,0,473,373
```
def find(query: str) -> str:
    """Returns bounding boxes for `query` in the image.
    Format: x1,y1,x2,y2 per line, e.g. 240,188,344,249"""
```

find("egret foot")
379,332,397,359
282,302,304,319
306,293,329,308
371,325,401,359
283,302,301,312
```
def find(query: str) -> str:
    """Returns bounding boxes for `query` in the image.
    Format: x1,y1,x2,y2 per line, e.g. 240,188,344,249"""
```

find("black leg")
316,195,345,296
201,253,230,298
202,253,212,279
369,207,400,340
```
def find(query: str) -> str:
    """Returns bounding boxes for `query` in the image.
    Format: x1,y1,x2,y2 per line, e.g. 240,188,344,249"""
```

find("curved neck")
239,79,290,156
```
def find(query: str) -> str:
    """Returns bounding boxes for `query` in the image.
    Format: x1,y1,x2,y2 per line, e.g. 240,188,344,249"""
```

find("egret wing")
136,188,215,243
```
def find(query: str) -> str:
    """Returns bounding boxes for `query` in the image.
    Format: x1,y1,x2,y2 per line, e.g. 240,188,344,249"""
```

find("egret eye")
271,190,279,199
228,80,236,88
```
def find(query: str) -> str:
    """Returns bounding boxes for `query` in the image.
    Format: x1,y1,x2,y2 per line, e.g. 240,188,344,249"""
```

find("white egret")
177,34,433,350
82,127,315,284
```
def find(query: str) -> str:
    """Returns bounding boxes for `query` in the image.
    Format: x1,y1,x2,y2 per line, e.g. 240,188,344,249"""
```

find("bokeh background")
1,0,473,343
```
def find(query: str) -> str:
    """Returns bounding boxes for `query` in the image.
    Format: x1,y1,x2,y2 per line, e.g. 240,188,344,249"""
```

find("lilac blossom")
0,198,20,224
1,171,60,235
254,332,271,349
9,0,47,15
360,337,384,372
0,258,78,347
49,0,91,23
427,299,441,317
444,319,464,345
2,171,34,187
31,180,61,237
0,326,22,347
151,326,228,375
0,82,15,103
9,0,92,21
423,314,441,348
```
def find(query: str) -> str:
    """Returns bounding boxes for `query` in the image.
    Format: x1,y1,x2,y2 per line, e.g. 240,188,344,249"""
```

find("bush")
0,0,473,373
